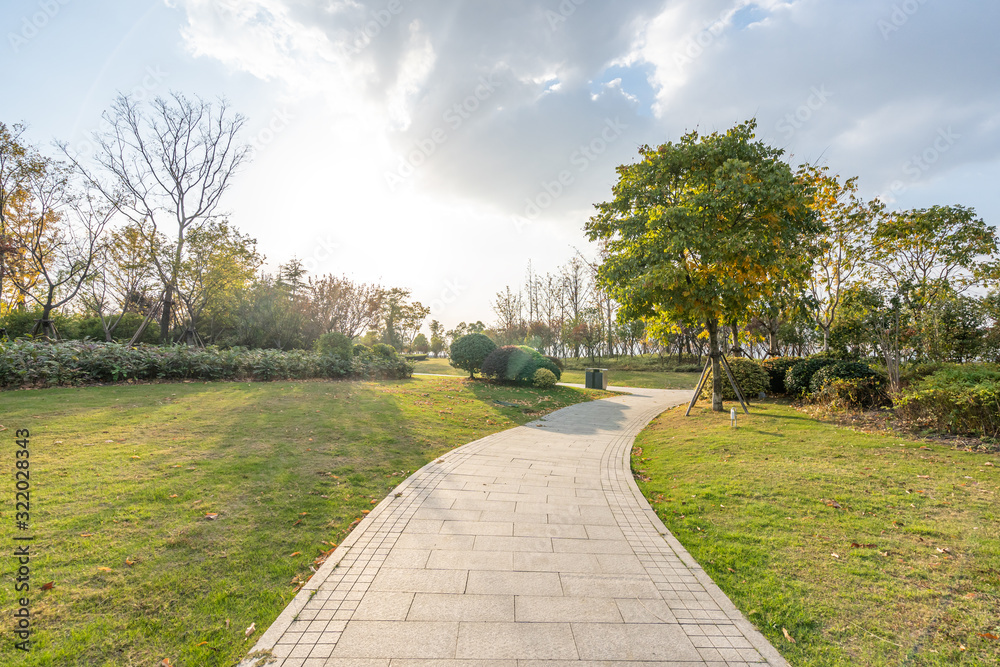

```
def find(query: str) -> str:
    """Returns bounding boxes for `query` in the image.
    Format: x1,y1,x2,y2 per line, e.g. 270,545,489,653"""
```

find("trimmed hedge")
482,345,561,384
0,340,412,389
698,358,769,401
809,361,885,394
760,357,802,394
785,358,839,396
533,368,557,388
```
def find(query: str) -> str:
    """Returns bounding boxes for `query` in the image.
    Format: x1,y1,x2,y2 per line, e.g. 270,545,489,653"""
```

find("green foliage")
533,367,558,389
809,361,885,394
585,119,822,331
760,357,802,394
449,333,497,378
808,361,889,409
0,340,413,389
315,331,354,359
785,358,839,396
481,345,562,385
698,358,769,400
0,310,159,344
896,365,1000,438
544,355,564,371
372,343,398,360
353,343,371,357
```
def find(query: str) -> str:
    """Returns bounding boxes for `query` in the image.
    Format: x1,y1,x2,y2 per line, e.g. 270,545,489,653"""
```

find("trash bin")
585,368,608,390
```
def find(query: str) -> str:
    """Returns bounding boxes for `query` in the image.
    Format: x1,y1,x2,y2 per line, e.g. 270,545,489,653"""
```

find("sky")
3,0,999,330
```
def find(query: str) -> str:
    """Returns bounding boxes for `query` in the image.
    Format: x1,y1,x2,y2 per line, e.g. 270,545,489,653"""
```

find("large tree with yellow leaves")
586,120,822,411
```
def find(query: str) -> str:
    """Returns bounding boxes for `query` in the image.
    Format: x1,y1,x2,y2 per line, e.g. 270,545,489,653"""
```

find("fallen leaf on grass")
244,622,256,639
169,494,178,498
125,558,136,566
158,660,172,667
98,567,113,572
41,581,54,590
80,533,93,537
782,627,796,643
851,542,877,549
831,553,840,559
979,633,999,640
204,513,219,520
289,552,301,557
361,510,370,515
960,644,967,651
293,519,302,526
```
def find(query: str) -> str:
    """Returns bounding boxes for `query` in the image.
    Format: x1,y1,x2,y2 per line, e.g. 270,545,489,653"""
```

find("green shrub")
371,343,398,359
449,333,497,378
785,358,840,396
0,340,411,389
545,355,564,371
895,365,1000,438
674,364,704,373
353,344,371,357
533,368,557,388
813,377,890,410
760,357,802,394
698,358,769,401
481,345,561,384
315,332,354,359
809,361,885,394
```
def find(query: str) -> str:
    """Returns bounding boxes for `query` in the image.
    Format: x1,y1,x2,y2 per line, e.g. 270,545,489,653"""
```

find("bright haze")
3,0,998,328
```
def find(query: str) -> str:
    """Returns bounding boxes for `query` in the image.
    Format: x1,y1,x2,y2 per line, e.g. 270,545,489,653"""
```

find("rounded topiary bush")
785,358,839,396
372,343,398,359
315,331,354,359
533,368,557,388
698,358,769,401
449,333,497,378
353,343,371,357
482,345,561,384
760,356,803,394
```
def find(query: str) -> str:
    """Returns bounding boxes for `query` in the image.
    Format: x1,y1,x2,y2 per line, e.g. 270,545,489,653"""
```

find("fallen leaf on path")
782,627,796,643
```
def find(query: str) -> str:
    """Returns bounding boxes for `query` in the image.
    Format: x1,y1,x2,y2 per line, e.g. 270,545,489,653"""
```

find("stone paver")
240,387,788,667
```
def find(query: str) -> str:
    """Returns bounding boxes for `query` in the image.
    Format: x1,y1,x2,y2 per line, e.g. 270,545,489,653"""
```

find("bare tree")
309,275,387,339
63,92,250,343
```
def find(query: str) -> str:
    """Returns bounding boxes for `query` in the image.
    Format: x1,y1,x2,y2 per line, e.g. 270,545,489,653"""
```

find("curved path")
241,387,787,667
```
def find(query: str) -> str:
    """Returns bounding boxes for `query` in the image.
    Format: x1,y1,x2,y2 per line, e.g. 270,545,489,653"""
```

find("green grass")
412,357,699,389
633,400,1000,666
0,376,607,666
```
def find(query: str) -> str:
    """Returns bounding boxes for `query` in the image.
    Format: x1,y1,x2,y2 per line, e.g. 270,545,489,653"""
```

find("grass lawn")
413,357,700,390
0,376,607,666
633,400,1000,666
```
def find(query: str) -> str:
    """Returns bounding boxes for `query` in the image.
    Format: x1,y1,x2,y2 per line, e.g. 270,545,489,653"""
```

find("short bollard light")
730,407,737,428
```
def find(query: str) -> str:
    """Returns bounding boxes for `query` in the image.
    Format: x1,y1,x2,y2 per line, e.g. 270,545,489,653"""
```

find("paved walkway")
241,387,788,667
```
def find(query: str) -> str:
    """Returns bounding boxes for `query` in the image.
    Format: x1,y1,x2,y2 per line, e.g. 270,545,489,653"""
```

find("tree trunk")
731,320,741,357
159,285,173,345
707,318,723,412
768,316,781,357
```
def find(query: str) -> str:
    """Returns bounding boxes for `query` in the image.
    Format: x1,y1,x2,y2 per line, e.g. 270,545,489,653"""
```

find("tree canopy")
586,120,823,409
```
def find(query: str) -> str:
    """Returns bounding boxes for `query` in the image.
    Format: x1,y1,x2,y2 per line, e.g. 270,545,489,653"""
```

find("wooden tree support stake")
685,354,750,416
